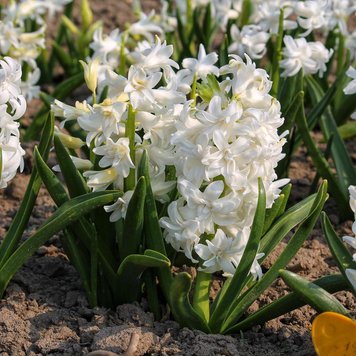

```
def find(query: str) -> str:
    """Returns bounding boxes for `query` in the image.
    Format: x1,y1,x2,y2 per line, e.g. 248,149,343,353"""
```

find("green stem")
190,74,198,107
336,30,345,76
192,270,211,323
124,104,136,191
271,8,284,97
119,34,127,76
92,92,97,105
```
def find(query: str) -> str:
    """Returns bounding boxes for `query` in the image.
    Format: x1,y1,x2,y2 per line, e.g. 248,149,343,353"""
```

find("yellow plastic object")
312,312,356,355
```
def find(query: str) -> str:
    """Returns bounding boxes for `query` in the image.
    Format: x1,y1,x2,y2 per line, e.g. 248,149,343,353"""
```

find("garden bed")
0,0,355,354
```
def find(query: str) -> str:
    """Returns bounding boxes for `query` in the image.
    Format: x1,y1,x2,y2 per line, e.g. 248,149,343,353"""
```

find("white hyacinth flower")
343,67,356,119
280,35,332,78
182,44,219,80
229,24,270,60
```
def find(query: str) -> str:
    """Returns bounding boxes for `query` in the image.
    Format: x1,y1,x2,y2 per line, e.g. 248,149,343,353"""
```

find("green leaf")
279,269,350,316
138,151,166,255
192,271,211,323
232,274,349,331
34,146,68,206
0,191,121,297
116,249,170,303
137,151,173,300
276,90,304,177
271,7,284,97
169,272,210,333
321,212,356,295
239,0,252,27
52,42,77,75
306,76,356,198
278,71,302,113
294,91,349,216
209,179,266,332
221,181,328,333
52,72,85,100
263,183,292,234
337,121,356,141
120,176,146,261
54,135,89,197
0,114,54,269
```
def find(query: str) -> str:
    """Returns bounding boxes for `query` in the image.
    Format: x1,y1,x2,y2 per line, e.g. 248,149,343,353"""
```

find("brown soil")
0,1,355,355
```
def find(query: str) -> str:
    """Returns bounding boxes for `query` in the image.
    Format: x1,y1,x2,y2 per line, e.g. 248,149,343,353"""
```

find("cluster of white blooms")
0,0,72,100
280,35,333,78
342,186,356,291
52,39,287,278
0,57,26,189
89,10,165,71
344,67,356,119
161,49,288,277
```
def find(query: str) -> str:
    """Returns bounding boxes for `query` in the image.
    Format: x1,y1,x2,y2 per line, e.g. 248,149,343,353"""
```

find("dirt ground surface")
0,0,355,355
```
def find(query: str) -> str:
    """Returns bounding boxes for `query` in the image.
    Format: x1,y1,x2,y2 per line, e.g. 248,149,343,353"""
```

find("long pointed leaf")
120,176,146,261
279,269,350,316
116,249,170,303
54,135,89,197
321,212,356,295
209,179,266,331
233,274,348,331
0,114,54,268
170,272,210,333
0,191,120,297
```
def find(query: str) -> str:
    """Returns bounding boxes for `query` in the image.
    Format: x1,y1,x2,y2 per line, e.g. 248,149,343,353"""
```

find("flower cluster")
0,0,72,100
0,57,26,189
161,51,287,277
342,186,356,290
52,38,287,278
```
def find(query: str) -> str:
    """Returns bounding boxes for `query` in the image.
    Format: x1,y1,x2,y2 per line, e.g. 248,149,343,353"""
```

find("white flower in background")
20,65,40,101
212,0,240,30
345,31,356,61
228,24,270,60
251,0,297,34
328,0,356,35
129,37,179,73
280,36,332,77
90,28,121,68
342,185,356,290
182,44,219,80
128,10,164,43
294,0,331,36
0,0,72,101
309,41,334,77
343,67,356,119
